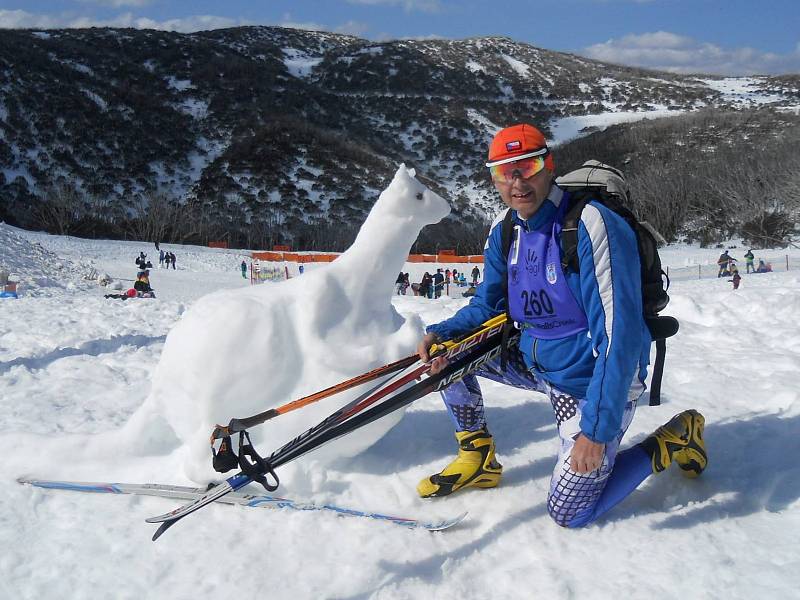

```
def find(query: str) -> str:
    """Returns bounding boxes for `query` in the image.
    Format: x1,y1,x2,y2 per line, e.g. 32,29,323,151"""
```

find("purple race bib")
507,205,588,339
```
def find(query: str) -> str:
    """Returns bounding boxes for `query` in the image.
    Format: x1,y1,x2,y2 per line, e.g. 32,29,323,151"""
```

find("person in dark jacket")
419,272,433,299
133,270,155,297
395,272,406,295
415,123,706,528
433,269,445,298
717,251,733,277
729,264,742,289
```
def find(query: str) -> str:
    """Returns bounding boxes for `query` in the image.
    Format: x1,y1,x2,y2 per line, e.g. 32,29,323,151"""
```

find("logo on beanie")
505,140,521,152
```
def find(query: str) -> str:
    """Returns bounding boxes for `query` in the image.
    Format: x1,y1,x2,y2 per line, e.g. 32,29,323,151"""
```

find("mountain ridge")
1,26,798,249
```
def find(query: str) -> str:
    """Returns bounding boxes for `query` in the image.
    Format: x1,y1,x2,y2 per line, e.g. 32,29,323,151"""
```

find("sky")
0,0,798,76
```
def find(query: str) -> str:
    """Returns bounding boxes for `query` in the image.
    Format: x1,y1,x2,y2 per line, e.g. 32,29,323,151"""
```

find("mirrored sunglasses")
489,156,546,184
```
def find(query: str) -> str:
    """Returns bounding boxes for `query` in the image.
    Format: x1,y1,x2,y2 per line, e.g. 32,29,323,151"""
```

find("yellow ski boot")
640,409,707,477
417,428,502,498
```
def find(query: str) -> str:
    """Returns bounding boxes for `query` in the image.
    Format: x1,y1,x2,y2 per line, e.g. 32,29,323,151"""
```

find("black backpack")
500,160,678,405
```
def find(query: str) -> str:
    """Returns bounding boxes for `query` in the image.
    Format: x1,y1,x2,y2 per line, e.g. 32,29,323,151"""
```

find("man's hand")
417,332,449,375
570,434,605,474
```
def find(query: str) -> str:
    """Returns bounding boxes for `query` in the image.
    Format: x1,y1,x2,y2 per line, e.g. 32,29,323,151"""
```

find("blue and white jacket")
427,185,651,443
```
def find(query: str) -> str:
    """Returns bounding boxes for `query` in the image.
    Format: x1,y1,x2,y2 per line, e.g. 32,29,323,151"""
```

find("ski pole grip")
428,342,445,359
230,409,279,432
210,424,231,442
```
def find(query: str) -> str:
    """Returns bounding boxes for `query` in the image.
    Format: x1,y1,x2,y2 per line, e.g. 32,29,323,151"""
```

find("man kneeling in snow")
416,124,707,528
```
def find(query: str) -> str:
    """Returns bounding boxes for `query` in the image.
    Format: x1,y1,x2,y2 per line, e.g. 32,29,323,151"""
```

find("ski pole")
148,325,516,540
271,320,512,468
211,313,508,439
210,353,419,441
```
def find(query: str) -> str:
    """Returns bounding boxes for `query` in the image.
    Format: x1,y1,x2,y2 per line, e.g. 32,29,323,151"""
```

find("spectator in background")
471,265,480,286
133,270,155,298
744,249,755,274
170,252,176,270
298,265,305,275
136,252,151,271
717,251,732,277
445,269,452,284
241,260,248,279
729,264,742,289
419,272,433,299
396,272,406,295
159,250,165,268
433,268,445,299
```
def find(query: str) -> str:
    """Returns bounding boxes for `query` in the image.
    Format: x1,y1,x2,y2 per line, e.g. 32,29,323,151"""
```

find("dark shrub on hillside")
741,211,795,248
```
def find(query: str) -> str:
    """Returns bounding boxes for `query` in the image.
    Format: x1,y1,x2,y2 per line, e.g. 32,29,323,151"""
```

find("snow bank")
0,223,94,296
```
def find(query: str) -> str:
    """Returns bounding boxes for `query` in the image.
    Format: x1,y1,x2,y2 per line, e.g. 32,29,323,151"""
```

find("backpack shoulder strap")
559,191,592,273
500,208,515,259
500,208,516,371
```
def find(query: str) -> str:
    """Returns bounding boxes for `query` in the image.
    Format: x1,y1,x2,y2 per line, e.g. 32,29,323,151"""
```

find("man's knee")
547,496,592,528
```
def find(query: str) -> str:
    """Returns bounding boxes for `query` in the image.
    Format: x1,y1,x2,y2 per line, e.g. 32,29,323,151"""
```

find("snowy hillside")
3,26,800,251
1,217,799,599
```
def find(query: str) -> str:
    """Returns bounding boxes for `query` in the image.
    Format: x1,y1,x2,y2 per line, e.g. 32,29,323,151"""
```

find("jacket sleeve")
426,210,509,340
575,203,644,443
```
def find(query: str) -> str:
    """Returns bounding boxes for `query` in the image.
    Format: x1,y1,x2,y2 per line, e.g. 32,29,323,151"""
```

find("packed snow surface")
2,176,800,598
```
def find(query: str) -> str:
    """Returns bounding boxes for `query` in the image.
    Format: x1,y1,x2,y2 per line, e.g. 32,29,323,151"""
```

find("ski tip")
151,520,174,542
144,514,168,524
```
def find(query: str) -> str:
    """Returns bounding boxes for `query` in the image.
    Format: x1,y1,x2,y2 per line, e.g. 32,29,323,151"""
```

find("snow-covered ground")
2,192,800,599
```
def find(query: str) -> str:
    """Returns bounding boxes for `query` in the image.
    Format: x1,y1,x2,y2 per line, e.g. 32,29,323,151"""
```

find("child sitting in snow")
728,265,741,290
133,270,156,298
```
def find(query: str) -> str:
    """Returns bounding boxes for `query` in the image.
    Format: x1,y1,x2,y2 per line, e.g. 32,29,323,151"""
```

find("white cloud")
0,9,248,32
582,31,800,76
276,17,327,32
346,0,442,13
0,9,62,29
276,13,368,37
334,20,371,37
76,0,153,8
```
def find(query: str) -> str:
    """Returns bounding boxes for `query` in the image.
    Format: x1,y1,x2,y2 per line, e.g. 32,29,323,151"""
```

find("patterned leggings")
440,347,652,528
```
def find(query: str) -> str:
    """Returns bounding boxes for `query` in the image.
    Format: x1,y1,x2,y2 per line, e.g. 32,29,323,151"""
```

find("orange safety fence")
251,251,285,261
252,252,341,263
407,254,437,263
251,251,484,264
440,254,469,263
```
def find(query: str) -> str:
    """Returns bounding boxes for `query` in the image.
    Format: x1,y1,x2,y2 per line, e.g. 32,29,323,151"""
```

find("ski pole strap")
212,435,239,473
500,208,517,372
648,338,666,406
237,431,279,492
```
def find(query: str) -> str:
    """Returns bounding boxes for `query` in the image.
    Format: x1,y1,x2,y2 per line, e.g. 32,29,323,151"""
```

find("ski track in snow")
1,220,799,599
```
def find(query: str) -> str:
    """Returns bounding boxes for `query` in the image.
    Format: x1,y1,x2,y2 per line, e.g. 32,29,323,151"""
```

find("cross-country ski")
18,478,467,531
